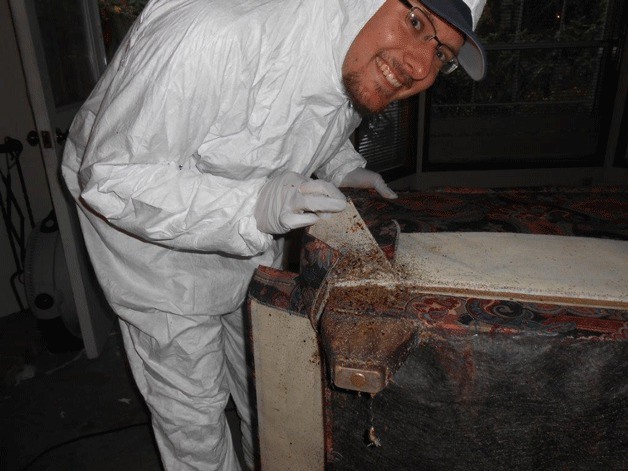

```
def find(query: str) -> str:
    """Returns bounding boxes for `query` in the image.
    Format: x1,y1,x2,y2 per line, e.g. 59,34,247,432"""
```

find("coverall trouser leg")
119,307,254,471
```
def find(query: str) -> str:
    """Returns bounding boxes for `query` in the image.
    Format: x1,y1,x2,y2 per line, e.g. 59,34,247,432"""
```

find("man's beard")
343,72,387,117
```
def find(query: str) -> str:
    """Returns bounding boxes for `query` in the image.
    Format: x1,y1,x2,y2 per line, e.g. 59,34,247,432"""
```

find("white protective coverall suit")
62,0,386,469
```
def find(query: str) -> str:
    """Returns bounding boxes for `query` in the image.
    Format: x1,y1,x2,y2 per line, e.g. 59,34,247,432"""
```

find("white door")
9,0,113,358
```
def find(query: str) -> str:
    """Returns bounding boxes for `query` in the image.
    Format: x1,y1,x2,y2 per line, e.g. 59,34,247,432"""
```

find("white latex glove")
255,171,347,234
339,168,398,199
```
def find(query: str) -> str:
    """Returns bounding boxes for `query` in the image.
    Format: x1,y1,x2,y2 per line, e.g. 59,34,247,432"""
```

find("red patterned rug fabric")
249,187,627,340
342,186,628,340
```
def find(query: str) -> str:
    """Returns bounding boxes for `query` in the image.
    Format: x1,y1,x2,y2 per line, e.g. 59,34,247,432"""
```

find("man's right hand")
255,172,347,234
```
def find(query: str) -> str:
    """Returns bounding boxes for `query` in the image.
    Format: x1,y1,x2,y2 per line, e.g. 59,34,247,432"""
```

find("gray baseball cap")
422,0,488,80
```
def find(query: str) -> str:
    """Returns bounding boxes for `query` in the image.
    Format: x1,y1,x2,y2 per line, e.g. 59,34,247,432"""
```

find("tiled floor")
0,311,244,470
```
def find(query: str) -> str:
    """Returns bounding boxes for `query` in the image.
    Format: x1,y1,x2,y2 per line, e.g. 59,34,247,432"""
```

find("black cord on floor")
20,422,150,471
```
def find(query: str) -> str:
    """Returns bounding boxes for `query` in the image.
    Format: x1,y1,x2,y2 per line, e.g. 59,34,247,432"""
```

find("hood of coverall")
332,0,387,70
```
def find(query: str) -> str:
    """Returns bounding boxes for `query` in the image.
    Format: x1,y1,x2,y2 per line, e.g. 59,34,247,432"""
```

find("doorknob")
56,128,69,144
26,130,53,148
27,130,40,146
27,129,69,147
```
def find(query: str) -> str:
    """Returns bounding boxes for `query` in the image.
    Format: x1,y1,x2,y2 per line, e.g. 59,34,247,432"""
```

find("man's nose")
404,46,433,81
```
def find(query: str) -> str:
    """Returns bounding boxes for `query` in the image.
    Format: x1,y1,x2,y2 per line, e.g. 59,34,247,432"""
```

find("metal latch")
333,365,386,395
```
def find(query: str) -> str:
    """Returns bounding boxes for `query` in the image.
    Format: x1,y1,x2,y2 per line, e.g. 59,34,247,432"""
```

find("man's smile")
375,56,403,89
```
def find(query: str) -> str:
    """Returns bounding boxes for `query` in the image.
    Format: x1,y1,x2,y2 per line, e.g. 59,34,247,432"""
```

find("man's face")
343,0,465,115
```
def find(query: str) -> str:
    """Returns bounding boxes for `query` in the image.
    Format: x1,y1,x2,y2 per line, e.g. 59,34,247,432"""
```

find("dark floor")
0,311,244,471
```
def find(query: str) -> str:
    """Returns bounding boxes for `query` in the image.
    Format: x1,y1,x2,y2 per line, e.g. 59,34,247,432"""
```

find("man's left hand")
339,168,398,199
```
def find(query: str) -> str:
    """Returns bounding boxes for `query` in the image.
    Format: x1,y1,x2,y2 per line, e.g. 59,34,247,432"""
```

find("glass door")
423,0,627,170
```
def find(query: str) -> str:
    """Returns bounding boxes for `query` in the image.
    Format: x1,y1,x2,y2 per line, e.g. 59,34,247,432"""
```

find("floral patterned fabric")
248,186,627,340
347,186,627,340
349,185,627,250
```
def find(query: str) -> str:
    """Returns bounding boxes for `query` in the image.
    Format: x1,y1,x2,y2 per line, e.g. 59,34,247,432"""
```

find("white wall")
0,0,53,316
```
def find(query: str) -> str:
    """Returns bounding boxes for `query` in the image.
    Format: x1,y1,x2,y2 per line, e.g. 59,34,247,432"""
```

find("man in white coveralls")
62,0,487,469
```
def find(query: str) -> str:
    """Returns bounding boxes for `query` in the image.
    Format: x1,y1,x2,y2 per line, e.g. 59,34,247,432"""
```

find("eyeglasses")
398,0,459,75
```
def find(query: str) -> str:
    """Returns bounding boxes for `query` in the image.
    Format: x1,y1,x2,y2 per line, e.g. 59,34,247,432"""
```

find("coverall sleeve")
314,138,366,187
77,65,272,257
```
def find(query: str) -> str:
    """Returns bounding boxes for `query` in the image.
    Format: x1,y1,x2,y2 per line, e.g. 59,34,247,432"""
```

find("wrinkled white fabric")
62,0,385,469
120,309,252,471
255,172,347,234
